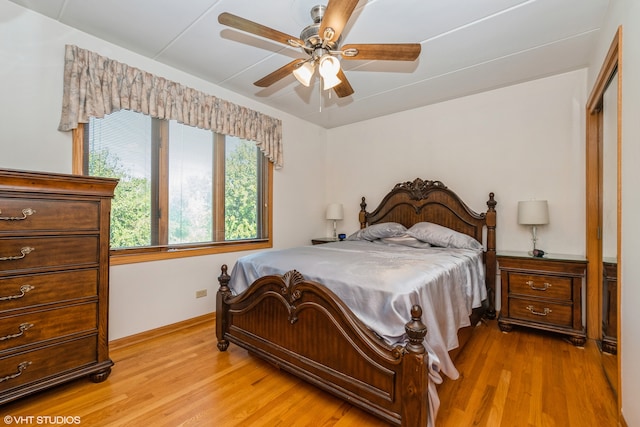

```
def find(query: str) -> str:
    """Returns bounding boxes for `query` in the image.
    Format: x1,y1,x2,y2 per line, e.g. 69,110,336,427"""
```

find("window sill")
109,240,272,265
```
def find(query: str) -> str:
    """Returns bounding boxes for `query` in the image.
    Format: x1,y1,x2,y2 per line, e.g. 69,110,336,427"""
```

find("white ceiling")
11,0,609,129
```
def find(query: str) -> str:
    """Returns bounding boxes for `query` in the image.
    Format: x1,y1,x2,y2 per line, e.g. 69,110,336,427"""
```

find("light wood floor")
1,315,618,426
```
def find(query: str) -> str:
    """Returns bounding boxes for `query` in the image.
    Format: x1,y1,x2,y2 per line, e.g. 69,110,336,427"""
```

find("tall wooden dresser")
0,169,117,404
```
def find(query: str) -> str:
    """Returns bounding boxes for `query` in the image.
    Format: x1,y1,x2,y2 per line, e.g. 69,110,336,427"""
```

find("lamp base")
528,249,545,257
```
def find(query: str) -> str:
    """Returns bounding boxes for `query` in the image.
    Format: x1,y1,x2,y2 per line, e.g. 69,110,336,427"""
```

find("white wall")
588,1,640,425
0,1,328,340
327,70,587,257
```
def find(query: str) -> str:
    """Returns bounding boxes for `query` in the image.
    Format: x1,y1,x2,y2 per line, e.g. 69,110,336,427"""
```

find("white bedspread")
229,240,486,424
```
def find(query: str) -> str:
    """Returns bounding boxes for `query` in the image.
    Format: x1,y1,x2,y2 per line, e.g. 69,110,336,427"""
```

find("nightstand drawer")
508,273,572,300
509,298,572,328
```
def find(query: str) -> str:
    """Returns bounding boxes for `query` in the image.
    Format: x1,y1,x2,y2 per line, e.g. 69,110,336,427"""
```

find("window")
80,109,272,264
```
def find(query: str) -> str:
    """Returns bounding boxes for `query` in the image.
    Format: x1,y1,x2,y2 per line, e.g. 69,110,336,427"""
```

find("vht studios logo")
3,415,82,425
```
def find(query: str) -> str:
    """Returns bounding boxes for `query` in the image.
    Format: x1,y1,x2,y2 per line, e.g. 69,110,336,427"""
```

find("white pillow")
407,222,483,250
346,222,407,241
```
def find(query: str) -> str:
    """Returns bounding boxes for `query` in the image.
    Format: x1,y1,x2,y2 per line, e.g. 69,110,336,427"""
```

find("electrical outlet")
195,289,207,298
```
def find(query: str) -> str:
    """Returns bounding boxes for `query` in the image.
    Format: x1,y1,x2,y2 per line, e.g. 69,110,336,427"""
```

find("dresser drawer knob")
0,246,35,262
526,280,552,291
0,208,36,221
0,361,32,383
526,305,552,316
0,284,35,302
0,322,34,341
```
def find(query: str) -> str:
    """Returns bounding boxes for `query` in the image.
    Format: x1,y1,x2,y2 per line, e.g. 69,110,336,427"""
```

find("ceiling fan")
218,0,421,98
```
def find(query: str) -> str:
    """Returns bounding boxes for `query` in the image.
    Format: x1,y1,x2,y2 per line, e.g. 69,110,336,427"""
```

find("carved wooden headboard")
358,178,497,317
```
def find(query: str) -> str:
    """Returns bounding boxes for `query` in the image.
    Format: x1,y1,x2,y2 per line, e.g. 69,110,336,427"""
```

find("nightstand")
311,237,339,245
497,251,587,346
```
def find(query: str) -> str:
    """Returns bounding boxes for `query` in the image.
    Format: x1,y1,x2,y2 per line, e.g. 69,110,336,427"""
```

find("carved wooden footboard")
216,265,430,427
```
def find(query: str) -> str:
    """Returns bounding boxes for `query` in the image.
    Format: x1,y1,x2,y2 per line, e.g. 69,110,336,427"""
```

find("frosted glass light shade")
326,203,344,220
319,55,340,78
293,62,315,87
322,73,341,90
319,55,341,90
518,200,549,225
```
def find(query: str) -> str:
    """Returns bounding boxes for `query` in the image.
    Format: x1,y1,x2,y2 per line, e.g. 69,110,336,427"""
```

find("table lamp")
518,200,549,255
326,203,343,239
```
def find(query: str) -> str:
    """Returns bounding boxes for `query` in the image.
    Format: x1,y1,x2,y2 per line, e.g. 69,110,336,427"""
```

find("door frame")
585,25,622,417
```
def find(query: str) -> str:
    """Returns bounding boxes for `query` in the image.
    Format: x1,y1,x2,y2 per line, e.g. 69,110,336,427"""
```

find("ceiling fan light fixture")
318,54,340,78
219,4,421,99
322,73,341,90
318,54,341,90
293,61,315,87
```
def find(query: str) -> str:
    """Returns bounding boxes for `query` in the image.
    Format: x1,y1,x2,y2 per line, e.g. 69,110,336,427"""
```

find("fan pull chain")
319,84,333,113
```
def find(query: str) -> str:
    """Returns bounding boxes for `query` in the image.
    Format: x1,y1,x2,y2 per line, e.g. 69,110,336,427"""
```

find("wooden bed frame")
216,178,497,426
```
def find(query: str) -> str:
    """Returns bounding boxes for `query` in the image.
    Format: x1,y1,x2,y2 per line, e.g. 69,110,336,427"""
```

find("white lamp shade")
293,62,315,87
326,203,344,220
518,200,549,225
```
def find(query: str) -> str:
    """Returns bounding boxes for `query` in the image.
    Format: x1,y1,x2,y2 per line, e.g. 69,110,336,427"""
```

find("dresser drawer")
0,236,99,274
0,198,99,233
0,336,97,392
508,297,572,328
0,270,98,312
508,273,572,300
0,303,97,352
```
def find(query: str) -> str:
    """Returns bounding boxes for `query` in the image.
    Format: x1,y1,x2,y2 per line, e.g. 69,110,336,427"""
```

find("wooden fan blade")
254,59,307,87
341,43,421,61
333,69,354,98
219,12,303,47
319,0,359,43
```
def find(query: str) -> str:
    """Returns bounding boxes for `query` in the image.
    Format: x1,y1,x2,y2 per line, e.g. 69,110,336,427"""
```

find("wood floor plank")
486,369,510,426
0,316,617,426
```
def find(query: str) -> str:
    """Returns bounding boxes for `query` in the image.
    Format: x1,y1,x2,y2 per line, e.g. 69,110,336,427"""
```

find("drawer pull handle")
0,323,34,341
526,305,552,316
0,246,35,262
0,284,35,301
0,361,32,383
0,208,36,221
526,280,552,291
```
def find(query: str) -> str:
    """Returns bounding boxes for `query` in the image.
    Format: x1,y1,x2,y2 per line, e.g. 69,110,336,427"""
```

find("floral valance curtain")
58,45,283,168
